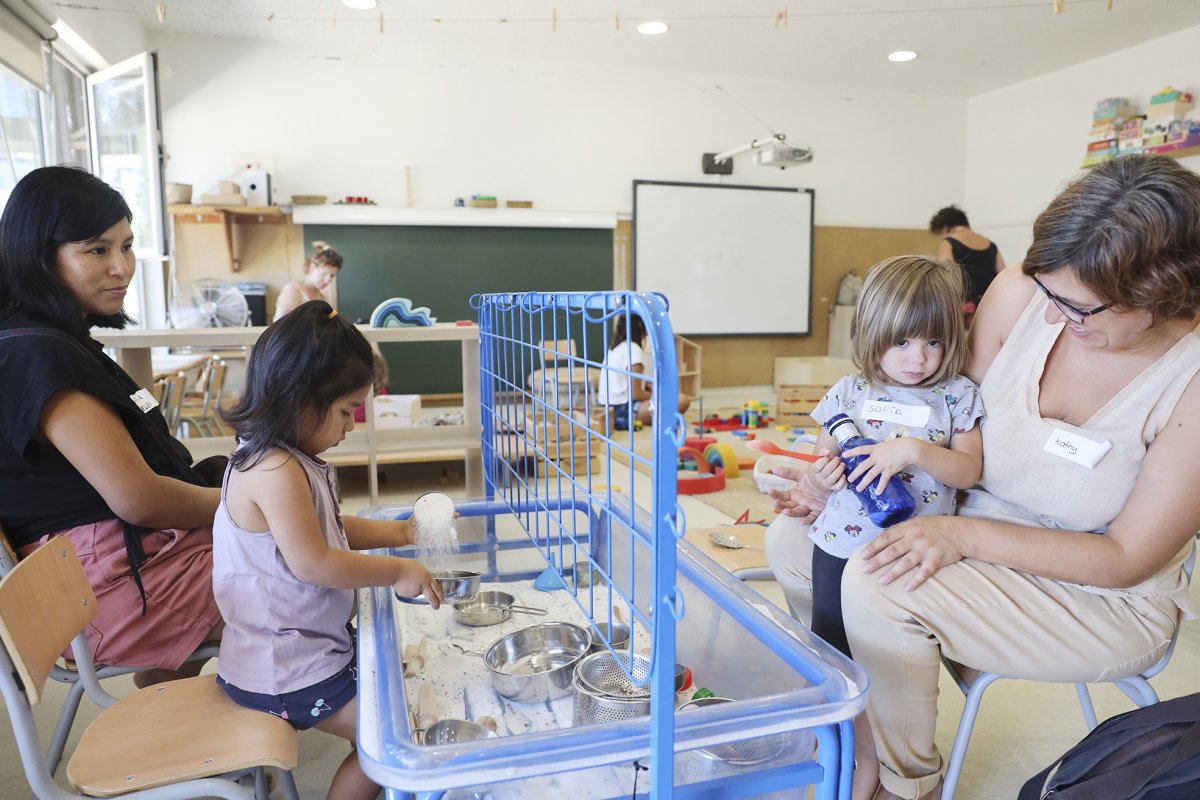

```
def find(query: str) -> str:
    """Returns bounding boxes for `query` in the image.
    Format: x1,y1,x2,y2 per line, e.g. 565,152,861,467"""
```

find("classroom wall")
147,32,966,229
963,23,1200,264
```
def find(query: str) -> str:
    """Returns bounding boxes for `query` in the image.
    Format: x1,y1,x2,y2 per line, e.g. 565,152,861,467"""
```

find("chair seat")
68,674,297,796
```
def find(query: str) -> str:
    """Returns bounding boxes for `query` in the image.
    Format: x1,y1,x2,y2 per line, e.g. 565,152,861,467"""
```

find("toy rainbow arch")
370,297,436,327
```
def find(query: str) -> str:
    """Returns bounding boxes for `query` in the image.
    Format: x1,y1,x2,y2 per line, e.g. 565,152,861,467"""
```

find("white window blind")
0,0,56,91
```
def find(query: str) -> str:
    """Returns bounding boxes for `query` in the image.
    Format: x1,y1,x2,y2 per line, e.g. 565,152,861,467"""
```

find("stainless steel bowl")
677,696,786,765
396,569,480,605
483,622,591,702
412,718,499,745
586,621,631,655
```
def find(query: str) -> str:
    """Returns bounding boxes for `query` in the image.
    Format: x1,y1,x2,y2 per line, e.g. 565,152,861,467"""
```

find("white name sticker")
1042,427,1112,468
130,388,159,413
860,400,930,428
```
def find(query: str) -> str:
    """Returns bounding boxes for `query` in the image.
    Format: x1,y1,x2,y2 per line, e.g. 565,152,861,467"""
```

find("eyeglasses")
1032,276,1112,325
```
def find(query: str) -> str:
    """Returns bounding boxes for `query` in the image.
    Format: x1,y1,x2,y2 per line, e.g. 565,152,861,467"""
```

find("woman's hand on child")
394,561,444,609
805,450,846,493
843,438,917,493
768,461,835,523
858,515,968,591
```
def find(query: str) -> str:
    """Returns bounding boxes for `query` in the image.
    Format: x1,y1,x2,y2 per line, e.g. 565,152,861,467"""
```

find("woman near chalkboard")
929,206,1006,324
273,241,343,321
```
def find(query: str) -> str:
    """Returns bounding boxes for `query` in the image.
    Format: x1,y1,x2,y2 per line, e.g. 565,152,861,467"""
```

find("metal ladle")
707,531,764,551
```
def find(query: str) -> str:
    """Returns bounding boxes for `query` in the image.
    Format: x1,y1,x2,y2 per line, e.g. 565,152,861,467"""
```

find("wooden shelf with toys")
1082,89,1200,170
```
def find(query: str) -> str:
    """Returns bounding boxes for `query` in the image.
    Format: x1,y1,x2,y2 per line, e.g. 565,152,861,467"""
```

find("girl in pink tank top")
213,300,443,800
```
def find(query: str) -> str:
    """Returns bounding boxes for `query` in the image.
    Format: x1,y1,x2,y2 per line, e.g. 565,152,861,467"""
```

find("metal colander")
571,674,652,726
574,651,651,698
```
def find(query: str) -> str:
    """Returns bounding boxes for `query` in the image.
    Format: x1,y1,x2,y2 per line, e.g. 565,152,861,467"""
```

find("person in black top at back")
930,205,1007,325
0,166,223,686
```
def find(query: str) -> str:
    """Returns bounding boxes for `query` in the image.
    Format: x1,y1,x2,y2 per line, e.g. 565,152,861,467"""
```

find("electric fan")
170,279,251,328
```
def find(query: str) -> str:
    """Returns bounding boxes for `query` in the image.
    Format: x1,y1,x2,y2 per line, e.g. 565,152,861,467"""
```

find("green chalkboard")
306,224,614,394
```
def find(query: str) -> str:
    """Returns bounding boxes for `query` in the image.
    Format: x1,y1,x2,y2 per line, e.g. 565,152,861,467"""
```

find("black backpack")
1019,692,1200,800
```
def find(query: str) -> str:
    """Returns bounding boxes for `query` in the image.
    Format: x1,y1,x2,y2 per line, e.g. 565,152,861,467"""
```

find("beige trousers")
765,513,1178,799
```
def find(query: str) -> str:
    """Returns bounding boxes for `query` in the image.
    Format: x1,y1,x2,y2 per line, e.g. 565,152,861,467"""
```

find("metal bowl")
412,718,498,746
483,622,591,702
396,569,480,605
677,696,786,765
586,622,632,655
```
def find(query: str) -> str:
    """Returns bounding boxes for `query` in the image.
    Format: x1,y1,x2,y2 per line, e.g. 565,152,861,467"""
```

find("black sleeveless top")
0,312,205,547
948,237,999,307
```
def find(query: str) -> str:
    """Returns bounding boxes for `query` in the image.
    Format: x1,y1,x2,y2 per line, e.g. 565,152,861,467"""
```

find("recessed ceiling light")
888,50,918,63
637,21,669,35
343,0,377,9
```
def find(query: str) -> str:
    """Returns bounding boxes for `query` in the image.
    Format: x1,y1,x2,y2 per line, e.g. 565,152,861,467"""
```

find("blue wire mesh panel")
473,292,682,689
352,291,868,800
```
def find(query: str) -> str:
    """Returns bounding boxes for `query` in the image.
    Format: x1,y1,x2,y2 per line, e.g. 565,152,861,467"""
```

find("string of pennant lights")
55,1,1119,31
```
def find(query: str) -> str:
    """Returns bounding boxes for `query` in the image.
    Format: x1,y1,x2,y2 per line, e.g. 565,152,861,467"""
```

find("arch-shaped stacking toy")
677,446,725,495
702,442,740,478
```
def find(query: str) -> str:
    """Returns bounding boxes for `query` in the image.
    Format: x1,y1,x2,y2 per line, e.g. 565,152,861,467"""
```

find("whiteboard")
633,181,813,336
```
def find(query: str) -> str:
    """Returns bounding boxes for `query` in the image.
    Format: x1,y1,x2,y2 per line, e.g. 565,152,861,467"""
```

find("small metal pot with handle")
453,590,547,627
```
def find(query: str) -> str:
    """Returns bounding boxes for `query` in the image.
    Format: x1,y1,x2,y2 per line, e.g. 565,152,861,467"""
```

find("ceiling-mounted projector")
702,132,813,174
753,142,813,168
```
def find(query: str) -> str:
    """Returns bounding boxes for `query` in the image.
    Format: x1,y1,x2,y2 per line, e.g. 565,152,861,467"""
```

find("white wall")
149,33,966,229
965,23,1200,263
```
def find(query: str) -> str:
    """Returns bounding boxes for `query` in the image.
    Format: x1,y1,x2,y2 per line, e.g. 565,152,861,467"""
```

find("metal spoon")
445,642,486,657
708,531,764,551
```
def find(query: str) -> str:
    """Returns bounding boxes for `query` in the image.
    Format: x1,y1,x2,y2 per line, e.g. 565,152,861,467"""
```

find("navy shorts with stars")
217,657,358,731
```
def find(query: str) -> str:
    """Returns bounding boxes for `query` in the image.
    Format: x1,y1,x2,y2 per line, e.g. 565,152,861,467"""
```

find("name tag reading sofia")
860,400,930,428
130,388,159,413
1043,427,1112,468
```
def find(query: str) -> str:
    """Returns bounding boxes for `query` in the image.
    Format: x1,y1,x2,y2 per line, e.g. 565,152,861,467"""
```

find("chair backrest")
0,538,96,705
203,360,227,414
160,373,186,433
539,339,577,367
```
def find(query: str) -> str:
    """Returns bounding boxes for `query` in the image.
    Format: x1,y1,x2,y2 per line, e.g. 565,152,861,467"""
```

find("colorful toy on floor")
741,400,771,428
677,447,726,494
703,443,741,478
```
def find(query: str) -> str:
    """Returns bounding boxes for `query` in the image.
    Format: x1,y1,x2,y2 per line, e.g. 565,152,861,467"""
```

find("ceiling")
118,0,1200,97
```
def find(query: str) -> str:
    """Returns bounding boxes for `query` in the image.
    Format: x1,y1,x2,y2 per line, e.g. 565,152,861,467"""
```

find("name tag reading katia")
1042,427,1112,468
860,400,930,428
130,388,158,413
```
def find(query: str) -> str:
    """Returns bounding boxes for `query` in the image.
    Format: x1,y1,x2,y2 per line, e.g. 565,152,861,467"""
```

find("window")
0,59,44,208
42,49,89,170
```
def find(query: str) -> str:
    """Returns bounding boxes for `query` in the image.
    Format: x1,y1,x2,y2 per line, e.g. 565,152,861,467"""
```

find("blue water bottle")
825,413,915,527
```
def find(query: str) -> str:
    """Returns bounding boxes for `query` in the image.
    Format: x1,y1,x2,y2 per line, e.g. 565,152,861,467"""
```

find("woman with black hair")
0,166,223,685
929,205,1006,323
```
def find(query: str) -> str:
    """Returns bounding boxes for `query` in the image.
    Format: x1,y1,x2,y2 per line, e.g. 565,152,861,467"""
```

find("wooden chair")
528,339,597,411
179,359,228,437
155,374,186,438
0,537,300,800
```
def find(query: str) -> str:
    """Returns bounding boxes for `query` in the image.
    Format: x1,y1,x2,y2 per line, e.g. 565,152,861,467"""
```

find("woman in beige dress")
768,154,1199,800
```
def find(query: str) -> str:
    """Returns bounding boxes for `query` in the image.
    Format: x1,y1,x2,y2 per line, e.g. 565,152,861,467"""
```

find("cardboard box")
373,394,421,429
1146,100,1193,118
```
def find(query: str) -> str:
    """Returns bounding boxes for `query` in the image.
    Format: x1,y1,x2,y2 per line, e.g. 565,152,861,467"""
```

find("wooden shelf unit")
675,335,702,400
167,204,288,272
